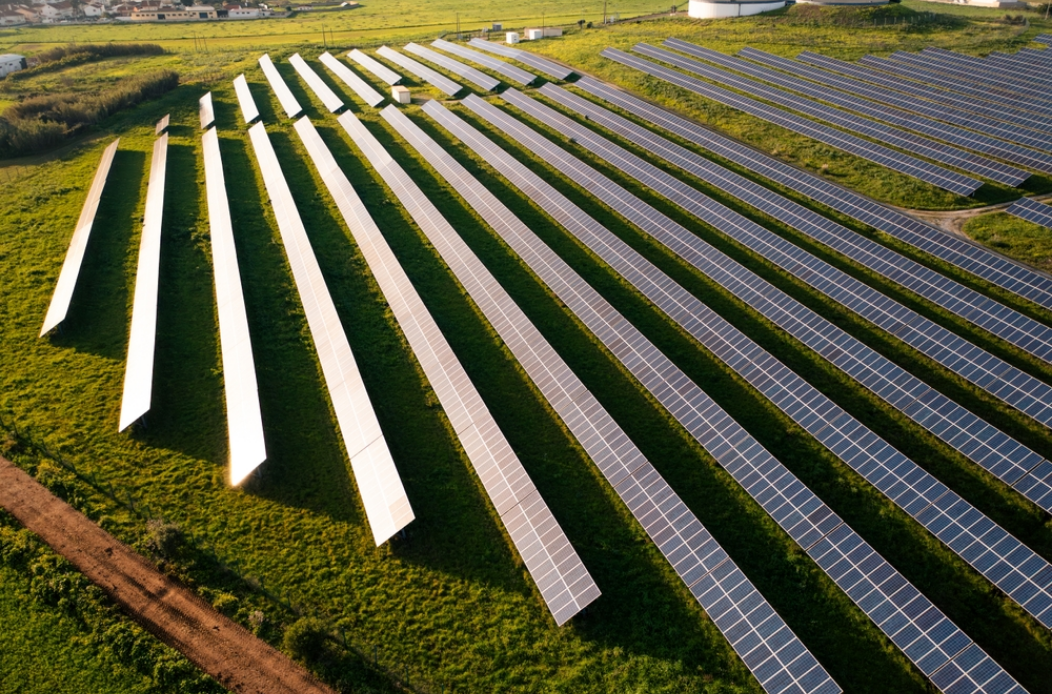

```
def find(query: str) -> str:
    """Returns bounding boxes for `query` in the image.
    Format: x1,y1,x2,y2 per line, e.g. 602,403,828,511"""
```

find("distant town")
0,0,359,26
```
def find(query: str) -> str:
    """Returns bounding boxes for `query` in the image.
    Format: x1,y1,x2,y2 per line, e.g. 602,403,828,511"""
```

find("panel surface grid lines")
353,101,837,693
403,42,499,91
202,127,267,485
348,49,402,85
199,92,215,129
655,39,1029,186
40,138,120,337
258,53,303,119
245,120,412,545
795,50,1052,137
433,95,1034,693
615,45,981,195
319,52,384,107
467,38,575,80
293,114,597,626
1007,197,1052,229
537,83,1052,502
737,47,1052,161
465,91,1052,631
375,45,461,96
289,53,344,113
431,38,536,85
573,72,1052,313
119,134,168,432
233,74,259,123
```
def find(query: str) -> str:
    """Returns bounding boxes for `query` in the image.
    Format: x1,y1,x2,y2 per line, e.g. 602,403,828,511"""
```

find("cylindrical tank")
687,0,787,18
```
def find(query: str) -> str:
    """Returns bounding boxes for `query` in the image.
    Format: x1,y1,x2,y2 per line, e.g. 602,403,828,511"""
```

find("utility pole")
456,12,460,39
603,0,607,24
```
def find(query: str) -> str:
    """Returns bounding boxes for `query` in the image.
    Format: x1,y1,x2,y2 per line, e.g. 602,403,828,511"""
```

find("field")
2,2,1052,693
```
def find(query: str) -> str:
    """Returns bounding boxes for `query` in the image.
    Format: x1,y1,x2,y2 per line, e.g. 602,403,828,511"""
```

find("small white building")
523,26,562,40
505,31,519,44
392,85,410,104
687,0,785,17
0,54,27,77
0,13,27,24
81,2,105,17
39,1,74,21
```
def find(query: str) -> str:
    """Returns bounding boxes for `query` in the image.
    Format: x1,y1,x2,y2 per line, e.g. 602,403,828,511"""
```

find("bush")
283,616,330,663
146,519,183,558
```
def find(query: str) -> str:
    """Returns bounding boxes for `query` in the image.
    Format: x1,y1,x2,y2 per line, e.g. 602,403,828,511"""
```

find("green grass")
964,210,1052,273
2,6,1052,693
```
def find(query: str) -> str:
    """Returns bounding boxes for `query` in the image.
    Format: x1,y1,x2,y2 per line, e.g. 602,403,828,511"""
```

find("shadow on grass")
51,148,145,361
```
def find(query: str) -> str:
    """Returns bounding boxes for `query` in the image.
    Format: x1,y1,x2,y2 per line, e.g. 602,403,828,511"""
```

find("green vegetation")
6,43,166,82
1,3,1052,693
964,209,1052,272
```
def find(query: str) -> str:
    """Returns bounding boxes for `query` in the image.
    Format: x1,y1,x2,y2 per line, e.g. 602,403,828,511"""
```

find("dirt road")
0,455,336,694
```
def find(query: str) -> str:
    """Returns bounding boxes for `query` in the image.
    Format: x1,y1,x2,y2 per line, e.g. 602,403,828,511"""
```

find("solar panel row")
467,92,1052,629
666,40,1052,176
387,101,842,694
120,133,168,432
233,74,259,123
199,91,215,129
294,114,597,626
601,47,982,196
429,97,1031,692
258,54,303,119
289,53,343,113
40,138,120,337
891,50,1052,106
986,51,1052,83
1007,197,1052,230
923,47,1052,92
431,38,536,85
202,127,267,486
154,114,169,135
528,85,1052,512
644,41,1029,186
797,51,1052,137
1034,34,1052,45
738,48,1052,160
467,38,575,80
246,121,413,546
348,48,402,85
318,51,384,108
546,82,1052,373
376,45,462,96
403,42,500,91
345,102,840,694
575,76,1052,313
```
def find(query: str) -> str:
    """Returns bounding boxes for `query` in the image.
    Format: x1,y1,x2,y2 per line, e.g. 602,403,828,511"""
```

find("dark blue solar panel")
599,47,981,196
1007,197,1052,230
576,72,1052,312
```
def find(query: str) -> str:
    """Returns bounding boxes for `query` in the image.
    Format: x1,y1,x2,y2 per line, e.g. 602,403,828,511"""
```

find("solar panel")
428,98,1034,691
318,52,384,108
1034,34,1052,45
925,47,1052,92
984,52,1052,86
1006,197,1052,229
348,49,402,85
536,84,1052,507
602,47,982,196
403,42,500,91
232,74,259,124
119,133,168,432
288,53,343,113
246,121,413,545
382,102,841,694
154,114,169,135
472,91,1052,628
376,45,462,96
292,114,597,626
431,38,536,85
575,75,1052,312
467,38,575,80
739,48,1052,156
202,127,267,485
891,50,1052,105
797,51,1052,135
40,138,120,337
652,40,1029,186
199,92,215,129
258,53,303,118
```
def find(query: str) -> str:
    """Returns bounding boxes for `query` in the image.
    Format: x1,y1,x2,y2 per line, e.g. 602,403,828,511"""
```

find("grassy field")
2,3,1052,693
964,210,1052,273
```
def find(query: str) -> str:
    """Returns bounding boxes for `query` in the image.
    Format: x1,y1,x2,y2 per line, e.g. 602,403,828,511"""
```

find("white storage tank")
392,85,411,104
687,0,786,18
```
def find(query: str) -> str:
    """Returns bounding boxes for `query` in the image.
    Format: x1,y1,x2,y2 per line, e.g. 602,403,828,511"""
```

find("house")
128,4,217,20
0,13,27,24
81,3,105,17
0,54,27,77
39,1,75,21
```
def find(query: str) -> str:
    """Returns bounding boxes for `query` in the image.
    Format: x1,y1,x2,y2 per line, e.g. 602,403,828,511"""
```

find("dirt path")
903,193,1052,239
0,455,336,694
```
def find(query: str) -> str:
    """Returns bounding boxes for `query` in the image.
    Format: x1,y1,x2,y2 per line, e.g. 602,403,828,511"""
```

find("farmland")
2,2,1052,693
